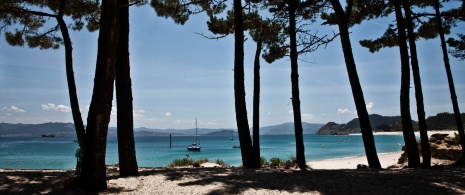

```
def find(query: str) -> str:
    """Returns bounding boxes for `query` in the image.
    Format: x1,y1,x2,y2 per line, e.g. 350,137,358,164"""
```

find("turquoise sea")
0,134,405,169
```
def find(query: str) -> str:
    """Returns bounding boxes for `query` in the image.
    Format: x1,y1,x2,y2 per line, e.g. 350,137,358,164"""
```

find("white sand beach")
1,151,463,194
307,152,403,169
372,130,459,137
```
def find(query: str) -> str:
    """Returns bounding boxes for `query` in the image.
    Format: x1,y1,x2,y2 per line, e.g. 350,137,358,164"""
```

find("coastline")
1,154,463,194
371,130,458,137
307,152,403,170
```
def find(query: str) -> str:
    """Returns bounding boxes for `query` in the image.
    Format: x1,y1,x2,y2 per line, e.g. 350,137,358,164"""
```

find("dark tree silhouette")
433,0,465,160
81,0,121,190
233,0,259,168
402,0,430,168
447,34,465,60
252,30,262,165
326,0,381,168
287,0,306,170
266,0,335,170
206,7,289,166
392,0,420,168
116,0,139,176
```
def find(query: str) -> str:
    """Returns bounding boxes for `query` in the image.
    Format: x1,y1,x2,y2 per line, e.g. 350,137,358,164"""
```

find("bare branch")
195,31,229,40
0,8,57,18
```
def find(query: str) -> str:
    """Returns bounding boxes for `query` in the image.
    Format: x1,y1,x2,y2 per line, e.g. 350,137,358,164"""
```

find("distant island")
0,122,323,137
316,112,465,135
0,112,461,137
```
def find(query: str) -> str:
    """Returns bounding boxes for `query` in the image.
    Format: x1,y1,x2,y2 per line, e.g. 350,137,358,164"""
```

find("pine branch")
195,31,228,40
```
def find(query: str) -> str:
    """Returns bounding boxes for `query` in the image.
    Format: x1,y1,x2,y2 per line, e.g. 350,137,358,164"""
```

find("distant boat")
41,134,55,137
230,129,234,140
232,145,240,148
187,118,201,151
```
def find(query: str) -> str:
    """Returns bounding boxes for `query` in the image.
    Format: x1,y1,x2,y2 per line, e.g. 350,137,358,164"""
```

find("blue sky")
0,5,464,129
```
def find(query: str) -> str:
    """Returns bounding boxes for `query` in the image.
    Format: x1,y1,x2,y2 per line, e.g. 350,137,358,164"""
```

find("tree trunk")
233,0,258,168
329,0,381,168
116,0,139,176
434,0,465,160
288,1,306,170
253,36,262,166
403,0,431,168
81,0,121,190
56,1,86,149
394,0,421,168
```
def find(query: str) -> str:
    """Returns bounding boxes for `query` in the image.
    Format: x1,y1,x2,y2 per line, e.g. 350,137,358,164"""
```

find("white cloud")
41,103,71,112
2,105,26,113
366,102,374,113
207,119,217,125
337,108,352,115
133,110,145,118
165,112,172,117
267,112,272,115
302,113,316,121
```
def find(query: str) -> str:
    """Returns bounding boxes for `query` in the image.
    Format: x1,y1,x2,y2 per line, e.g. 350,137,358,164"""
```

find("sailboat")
187,118,201,151
230,129,234,140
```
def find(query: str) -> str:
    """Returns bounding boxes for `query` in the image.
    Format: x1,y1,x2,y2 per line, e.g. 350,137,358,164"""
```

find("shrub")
269,157,282,168
168,157,194,167
215,159,229,167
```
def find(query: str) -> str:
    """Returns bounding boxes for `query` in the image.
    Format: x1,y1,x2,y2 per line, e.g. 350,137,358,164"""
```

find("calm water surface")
0,134,405,169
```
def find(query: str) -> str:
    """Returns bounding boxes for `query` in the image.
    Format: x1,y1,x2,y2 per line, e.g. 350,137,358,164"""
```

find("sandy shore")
1,154,463,194
307,152,403,169
371,130,459,137
2,162,464,194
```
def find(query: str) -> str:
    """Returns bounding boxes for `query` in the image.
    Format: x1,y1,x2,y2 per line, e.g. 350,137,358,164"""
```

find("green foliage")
266,0,333,61
215,159,228,167
167,157,211,167
358,0,461,53
447,34,465,60
260,156,269,166
321,0,388,27
151,0,227,25
359,25,398,53
204,5,288,64
0,0,99,49
264,156,300,169
282,155,298,169
168,157,194,167
269,157,282,168
426,112,465,130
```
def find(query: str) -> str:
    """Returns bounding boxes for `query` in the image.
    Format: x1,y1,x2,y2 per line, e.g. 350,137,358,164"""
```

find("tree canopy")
0,0,99,49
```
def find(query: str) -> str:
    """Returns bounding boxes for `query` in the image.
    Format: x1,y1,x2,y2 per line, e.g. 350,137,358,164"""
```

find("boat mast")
195,118,198,145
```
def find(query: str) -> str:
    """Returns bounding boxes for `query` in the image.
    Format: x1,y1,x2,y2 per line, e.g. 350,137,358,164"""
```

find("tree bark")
56,1,86,149
434,0,465,160
116,0,139,176
81,0,121,190
403,0,431,168
329,0,381,168
253,36,262,166
288,0,306,170
394,0,421,168
233,0,258,168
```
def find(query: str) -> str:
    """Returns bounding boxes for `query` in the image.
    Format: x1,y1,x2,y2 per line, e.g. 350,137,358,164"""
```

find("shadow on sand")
1,164,464,194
